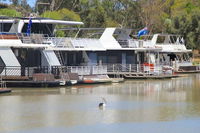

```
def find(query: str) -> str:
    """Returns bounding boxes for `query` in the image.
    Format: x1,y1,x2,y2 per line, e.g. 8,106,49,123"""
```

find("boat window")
183,53,189,61
167,53,176,61
169,36,177,43
0,23,12,32
156,36,165,44
22,23,54,36
176,54,182,61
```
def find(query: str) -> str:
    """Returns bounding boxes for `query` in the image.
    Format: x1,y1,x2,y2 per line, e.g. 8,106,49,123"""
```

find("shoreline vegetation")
193,50,200,64
0,0,200,51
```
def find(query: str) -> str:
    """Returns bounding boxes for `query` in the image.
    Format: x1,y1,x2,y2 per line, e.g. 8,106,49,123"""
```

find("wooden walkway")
1,76,29,80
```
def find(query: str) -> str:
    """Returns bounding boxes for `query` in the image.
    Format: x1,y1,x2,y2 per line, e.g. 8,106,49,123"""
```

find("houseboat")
130,33,199,74
153,34,200,73
51,27,177,79
52,27,197,77
0,16,85,86
0,16,189,86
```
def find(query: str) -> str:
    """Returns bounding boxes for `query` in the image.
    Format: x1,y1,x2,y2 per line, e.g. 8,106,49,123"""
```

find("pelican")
99,97,107,108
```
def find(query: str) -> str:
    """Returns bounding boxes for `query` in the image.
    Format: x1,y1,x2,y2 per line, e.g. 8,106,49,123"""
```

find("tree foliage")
168,0,200,49
0,8,21,17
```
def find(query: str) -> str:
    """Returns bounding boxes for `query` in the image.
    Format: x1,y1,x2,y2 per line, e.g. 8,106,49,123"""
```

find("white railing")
71,38,102,49
0,66,21,76
52,37,103,49
67,65,107,76
50,37,74,48
106,64,173,76
0,32,52,45
118,39,153,48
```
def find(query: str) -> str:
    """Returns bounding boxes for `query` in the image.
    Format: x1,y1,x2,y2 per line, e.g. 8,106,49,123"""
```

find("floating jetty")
174,66,200,74
1,73,60,87
79,75,112,84
0,88,11,94
175,70,200,74
108,72,179,79
5,81,60,87
110,78,124,83
123,74,179,79
0,77,11,94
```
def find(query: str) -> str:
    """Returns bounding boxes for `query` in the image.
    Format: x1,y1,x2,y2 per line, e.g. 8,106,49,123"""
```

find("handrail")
0,32,52,45
105,63,173,76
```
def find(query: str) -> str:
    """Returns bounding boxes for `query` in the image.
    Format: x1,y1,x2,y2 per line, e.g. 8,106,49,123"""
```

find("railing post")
82,66,83,75
28,67,29,77
129,64,131,72
5,67,7,76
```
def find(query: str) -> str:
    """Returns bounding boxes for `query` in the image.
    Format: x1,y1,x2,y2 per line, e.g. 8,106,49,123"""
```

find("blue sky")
1,0,36,7
27,0,36,7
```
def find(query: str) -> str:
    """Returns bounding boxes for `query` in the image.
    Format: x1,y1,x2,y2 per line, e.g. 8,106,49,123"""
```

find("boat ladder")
55,51,64,65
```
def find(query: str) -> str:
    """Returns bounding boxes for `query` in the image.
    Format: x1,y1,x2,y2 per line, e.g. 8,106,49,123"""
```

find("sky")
1,0,37,7
27,0,36,7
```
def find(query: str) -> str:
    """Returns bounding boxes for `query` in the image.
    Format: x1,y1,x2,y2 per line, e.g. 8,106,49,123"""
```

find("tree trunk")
50,0,55,11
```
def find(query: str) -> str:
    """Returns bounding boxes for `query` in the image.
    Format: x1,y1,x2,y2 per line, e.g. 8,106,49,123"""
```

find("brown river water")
0,74,200,133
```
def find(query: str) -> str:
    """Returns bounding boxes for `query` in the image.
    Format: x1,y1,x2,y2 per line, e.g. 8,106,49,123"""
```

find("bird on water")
99,97,107,109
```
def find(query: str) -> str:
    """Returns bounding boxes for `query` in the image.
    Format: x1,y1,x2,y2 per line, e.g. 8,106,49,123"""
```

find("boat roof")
0,17,84,25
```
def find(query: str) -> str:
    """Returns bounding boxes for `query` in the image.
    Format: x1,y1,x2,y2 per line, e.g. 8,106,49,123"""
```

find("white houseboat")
0,16,84,86
51,27,197,76
1,16,192,85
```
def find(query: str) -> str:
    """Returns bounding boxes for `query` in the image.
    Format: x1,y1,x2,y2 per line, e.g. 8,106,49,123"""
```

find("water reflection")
0,74,200,133
66,75,197,102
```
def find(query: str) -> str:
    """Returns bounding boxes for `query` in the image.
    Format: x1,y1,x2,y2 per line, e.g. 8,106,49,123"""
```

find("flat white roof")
0,19,84,25
160,50,192,53
24,19,84,25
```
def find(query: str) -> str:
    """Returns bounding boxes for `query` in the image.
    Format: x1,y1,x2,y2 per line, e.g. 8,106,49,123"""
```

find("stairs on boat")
55,51,64,65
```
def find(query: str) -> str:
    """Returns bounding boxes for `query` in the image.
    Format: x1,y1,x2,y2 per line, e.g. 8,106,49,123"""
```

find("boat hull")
0,88,11,94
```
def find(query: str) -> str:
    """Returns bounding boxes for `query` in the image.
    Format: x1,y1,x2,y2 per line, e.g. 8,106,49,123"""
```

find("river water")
1,74,200,133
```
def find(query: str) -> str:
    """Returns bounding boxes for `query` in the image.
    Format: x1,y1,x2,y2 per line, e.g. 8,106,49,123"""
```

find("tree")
0,8,21,17
41,8,82,37
167,0,200,49
138,0,172,33
36,0,64,13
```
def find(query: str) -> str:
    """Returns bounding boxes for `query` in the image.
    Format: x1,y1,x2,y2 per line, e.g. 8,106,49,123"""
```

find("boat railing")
0,66,21,76
66,65,108,76
118,39,153,48
0,66,66,79
0,64,174,80
52,37,103,49
0,65,108,79
19,33,52,44
49,37,74,48
0,32,51,45
70,37,102,49
106,63,173,76
156,42,184,45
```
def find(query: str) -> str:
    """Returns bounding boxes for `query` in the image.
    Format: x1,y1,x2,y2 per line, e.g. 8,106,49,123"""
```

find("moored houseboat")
0,16,190,86
51,27,177,79
0,16,84,87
